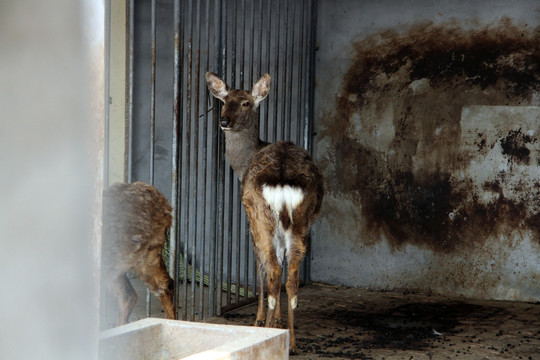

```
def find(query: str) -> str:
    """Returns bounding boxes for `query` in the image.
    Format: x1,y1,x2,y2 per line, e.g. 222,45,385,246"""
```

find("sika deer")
206,72,324,354
101,182,176,326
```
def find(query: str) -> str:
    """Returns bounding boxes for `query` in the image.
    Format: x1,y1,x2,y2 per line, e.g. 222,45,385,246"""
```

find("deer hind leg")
264,255,282,329
137,254,176,320
246,201,283,328
110,273,137,325
286,236,307,354
254,256,266,326
252,230,282,328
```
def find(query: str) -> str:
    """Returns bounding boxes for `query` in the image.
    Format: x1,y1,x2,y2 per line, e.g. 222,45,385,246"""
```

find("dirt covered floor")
206,283,540,359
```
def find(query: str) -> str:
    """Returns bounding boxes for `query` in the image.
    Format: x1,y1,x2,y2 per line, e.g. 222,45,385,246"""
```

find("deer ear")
206,72,229,100
251,74,270,107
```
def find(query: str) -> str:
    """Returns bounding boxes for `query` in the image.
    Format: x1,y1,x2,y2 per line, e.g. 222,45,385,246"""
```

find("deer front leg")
110,274,137,325
137,255,176,320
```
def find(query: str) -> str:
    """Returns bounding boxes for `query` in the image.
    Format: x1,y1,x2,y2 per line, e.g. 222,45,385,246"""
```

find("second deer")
101,182,176,326
206,72,324,354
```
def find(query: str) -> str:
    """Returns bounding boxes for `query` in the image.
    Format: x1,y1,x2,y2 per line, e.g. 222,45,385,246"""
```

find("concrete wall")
108,0,127,185
0,0,104,359
312,0,540,301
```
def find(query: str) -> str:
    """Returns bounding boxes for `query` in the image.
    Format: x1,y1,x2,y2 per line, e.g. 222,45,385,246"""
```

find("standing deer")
206,72,324,354
101,182,176,326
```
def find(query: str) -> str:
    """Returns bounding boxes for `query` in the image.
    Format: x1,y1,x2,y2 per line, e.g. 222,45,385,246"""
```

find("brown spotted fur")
101,182,175,325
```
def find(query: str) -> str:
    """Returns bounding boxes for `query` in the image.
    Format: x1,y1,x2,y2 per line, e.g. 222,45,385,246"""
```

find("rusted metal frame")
171,0,182,319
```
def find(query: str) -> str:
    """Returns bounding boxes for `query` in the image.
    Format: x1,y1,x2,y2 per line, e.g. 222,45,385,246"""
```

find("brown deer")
101,182,176,326
206,72,324,354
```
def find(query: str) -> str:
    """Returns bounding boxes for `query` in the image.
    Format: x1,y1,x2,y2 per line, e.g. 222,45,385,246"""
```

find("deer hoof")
255,319,265,327
289,345,298,355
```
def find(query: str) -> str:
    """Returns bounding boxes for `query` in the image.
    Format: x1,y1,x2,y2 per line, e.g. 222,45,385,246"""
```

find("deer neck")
224,124,265,181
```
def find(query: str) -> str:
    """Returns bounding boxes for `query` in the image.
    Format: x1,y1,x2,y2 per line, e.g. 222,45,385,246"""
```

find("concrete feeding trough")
99,318,289,360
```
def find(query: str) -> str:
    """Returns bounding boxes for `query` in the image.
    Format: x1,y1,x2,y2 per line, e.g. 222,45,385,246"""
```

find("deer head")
205,72,270,131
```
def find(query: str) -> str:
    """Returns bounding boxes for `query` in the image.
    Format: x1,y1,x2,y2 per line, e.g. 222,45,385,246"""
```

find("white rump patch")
262,184,304,266
261,184,304,222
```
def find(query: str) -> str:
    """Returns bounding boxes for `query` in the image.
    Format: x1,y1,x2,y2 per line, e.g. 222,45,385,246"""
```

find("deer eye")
241,101,250,108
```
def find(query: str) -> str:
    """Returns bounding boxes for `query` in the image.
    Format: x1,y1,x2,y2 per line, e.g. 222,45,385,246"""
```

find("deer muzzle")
220,117,231,129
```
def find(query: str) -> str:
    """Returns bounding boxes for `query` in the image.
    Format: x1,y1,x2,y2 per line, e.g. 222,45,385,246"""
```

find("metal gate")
119,0,317,321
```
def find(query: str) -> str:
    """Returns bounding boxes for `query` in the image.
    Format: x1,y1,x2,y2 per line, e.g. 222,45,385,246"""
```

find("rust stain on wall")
320,19,540,252
499,129,536,165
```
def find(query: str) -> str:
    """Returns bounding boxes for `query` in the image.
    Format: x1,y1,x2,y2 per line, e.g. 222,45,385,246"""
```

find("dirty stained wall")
312,0,540,301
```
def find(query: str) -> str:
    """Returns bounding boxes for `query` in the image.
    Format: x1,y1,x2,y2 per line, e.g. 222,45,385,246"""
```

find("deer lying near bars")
206,72,324,354
101,182,176,326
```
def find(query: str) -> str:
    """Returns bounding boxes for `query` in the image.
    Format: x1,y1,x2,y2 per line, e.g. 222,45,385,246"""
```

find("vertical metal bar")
150,0,156,186
272,0,281,143
146,0,157,319
224,0,237,308
263,0,271,141
208,0,221,318
170,0,182,319
239,0,245,87
281,0,290,142
216,0,227,316
303,0,318,283
181,0,193,321
296,0,305,147
288,2,303,146
226,170,233,306
298,0,308,284
254,0,264,298
244,0,254,296
126,0,134,183
199,0,211,319
234,0,246,304
184,0,194,321
226,0,236,306
305,0,317,155
248,0,255,87
192,0,201,321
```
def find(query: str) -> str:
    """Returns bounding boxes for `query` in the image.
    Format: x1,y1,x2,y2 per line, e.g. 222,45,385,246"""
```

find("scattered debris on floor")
206,283,540,359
